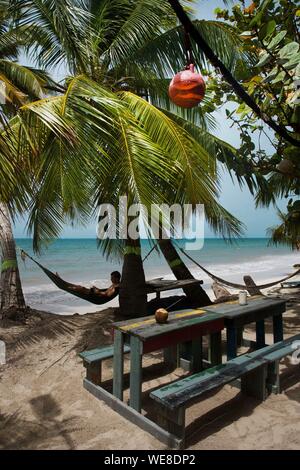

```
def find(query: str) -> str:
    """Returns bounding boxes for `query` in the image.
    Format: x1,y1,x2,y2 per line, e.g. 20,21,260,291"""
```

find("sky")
13,0,286,239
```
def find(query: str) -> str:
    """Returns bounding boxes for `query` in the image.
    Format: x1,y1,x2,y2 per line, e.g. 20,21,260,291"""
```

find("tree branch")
167,0,300,147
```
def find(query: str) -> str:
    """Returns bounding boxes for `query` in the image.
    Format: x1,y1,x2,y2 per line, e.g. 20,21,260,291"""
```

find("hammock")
21,249,204,307
174,242,300,291
22,241,300,307
21,251,119,305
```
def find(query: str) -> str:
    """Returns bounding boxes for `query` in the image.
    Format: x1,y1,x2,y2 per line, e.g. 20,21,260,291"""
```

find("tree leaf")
271,70,286,84
284,53,300,70
279,42,300,59
263,65,279,83
256,52,271,67
259,20,276,41
267,30,287,49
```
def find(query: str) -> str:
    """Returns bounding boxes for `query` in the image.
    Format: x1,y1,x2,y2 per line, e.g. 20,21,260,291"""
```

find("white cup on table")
239,290,248,306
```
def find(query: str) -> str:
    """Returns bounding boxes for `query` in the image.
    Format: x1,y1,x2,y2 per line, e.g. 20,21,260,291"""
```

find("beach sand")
0,286,300,450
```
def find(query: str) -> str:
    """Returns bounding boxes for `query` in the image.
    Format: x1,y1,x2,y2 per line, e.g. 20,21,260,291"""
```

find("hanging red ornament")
168,64,206,108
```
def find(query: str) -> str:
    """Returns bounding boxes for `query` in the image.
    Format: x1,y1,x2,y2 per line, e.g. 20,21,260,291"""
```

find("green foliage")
0,0,247,257
209,0,300,249
2,76,243,255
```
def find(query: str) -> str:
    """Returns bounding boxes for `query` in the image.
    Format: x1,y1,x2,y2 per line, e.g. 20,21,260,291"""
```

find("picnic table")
202,295,286,360
113,308,224,412
81,294,288,448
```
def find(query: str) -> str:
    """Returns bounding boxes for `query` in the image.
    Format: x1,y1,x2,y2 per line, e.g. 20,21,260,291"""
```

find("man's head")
111,271,121,284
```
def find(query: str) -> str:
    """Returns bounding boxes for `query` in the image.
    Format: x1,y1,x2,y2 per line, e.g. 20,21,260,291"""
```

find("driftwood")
212,282,238,304
243,276,262,296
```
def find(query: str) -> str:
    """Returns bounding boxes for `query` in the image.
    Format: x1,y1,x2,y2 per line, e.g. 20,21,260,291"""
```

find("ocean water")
16,238,299,315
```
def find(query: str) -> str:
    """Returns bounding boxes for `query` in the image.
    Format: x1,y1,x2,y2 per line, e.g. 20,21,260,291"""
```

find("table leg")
256,319,266,348
113,330,124,400
273,313,283,343
163,345,178,369
237,327,244,347
209,331,222,366
129,335,143,413
226,326,237,360
191,337,203,372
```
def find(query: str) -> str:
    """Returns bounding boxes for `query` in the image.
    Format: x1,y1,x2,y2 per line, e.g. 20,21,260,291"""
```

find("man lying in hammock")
90,271,121,297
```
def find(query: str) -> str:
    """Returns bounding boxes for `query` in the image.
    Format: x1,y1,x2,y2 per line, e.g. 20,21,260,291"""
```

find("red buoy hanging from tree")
168,63,206,109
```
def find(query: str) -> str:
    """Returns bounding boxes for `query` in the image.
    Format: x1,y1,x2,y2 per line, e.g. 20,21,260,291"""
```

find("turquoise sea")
16,238,299,315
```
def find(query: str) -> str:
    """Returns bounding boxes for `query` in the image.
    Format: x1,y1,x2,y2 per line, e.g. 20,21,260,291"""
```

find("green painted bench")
79,345,130,385
150,334,300,445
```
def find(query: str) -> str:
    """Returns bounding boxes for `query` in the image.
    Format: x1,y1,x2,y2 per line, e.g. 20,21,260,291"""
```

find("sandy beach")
1,283,300,451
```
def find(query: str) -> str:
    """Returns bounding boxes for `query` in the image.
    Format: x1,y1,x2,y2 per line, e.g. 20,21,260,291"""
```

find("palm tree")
2,75,243,316
0,0,54,313
4,0,246,316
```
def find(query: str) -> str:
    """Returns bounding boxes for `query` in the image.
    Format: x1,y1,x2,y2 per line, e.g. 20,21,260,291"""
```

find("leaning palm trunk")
158,237,212,306
0,203,25,311
119,238,147,318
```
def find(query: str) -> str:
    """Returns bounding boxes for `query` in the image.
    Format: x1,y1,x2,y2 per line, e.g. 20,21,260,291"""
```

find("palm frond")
102,0,178,68
119,19,246,80
0,60,46,99
267,210,300,250
9,0,93,72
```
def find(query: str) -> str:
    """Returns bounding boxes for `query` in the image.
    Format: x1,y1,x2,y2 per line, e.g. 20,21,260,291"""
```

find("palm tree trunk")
158,238,212,306
119,238,147,318
0,203,25,311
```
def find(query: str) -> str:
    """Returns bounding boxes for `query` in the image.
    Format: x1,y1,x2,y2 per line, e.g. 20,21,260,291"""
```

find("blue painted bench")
79,345,130,385
150,334,300,445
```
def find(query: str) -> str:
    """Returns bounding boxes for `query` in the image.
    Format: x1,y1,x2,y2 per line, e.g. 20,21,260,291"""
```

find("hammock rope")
173,241,300,290
20,244,159,306
20,250,119,306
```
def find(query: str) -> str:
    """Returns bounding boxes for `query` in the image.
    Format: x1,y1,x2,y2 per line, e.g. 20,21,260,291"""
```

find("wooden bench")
150,334,300,447
79,345,130,385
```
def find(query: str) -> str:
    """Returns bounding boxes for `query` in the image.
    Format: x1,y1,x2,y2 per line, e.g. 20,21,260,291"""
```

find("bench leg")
85,361,102,386
129,336,143,412
241,364,268,401
156,405,186,447
113,330,125,401
267,360,280,394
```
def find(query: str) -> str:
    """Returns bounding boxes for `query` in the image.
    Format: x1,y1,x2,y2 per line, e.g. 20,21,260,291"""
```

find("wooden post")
237,327,243,348
86,361,102,386
273,313,284,343
209,331,222,366
267,360,280,394
113,330,125,400
129,336,143,412
256,319,266,349
156,405,186,443
226,325,237,360
163,345,178,369
241,364,268,401
191,337,203,372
